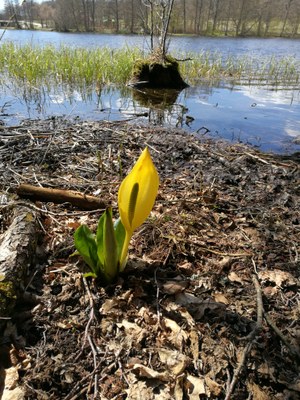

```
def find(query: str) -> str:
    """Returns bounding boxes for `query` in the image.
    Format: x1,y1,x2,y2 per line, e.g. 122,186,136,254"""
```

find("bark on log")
16,184,106,210
0,206,39,324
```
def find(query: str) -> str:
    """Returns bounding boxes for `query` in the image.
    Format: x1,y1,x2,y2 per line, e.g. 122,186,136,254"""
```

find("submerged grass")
180,51,300,86
0,42,299,90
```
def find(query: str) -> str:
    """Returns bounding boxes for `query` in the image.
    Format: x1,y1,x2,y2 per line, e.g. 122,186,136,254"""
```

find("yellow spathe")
118,147,159,269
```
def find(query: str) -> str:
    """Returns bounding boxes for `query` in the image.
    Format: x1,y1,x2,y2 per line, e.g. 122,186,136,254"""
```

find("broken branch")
16,184,106,211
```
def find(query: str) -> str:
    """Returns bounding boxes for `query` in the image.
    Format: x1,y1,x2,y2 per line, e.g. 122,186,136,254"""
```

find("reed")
0,42,298,89
0,43,142,88
180,51,300,86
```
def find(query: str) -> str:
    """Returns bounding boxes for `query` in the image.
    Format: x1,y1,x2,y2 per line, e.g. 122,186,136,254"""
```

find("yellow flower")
118,147,159,269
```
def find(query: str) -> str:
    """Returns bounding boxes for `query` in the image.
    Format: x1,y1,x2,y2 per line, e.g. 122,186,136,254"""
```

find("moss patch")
0,281,17,317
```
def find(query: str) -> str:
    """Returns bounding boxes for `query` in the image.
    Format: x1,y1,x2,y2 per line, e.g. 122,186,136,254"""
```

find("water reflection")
0,80,299,155
130,87,185,126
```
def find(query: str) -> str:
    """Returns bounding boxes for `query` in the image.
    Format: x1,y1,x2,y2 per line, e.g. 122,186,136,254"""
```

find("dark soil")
0,118,299,400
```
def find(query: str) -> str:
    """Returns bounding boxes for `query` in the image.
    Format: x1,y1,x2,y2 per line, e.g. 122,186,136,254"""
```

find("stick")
224,275,264,400
16,184,106,210
264,313,300,365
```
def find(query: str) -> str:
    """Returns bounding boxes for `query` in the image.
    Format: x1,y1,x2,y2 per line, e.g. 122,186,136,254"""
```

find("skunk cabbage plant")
74,147,159,284
118,147,159,270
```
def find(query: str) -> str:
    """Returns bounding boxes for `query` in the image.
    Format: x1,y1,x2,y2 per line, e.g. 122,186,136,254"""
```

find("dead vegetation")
0,118,299,399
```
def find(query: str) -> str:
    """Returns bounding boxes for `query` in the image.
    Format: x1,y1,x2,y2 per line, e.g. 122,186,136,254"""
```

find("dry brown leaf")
228,271,245,284
100,291,133,315
3,367,19,390
247,381,270,400
99,298,120,314
189,330,200,370
177,261,193,273
185,375,206,399
163,317,188,348
175,292,203,306
138,307,158,325
2,368,24,400
258,269,298,288
125,373,171,400
117,320,147,343
175,293,226,320
219,256,233,269
174,378,184,400
205,376,222,397
132,364,170,382
164,302,196,328
214,292,229,304
162,280,188,295
125,380,154,400
2,387,25,400
262,286,278,296
158,348,188,375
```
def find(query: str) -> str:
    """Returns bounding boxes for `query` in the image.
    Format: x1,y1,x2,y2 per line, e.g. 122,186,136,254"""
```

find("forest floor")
0,118,299,400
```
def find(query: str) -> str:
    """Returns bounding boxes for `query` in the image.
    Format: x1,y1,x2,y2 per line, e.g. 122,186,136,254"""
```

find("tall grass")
180,51,300,86
0,43,142,88
0,42,298,89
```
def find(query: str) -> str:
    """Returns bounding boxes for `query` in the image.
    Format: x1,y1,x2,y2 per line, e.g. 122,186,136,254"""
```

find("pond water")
1,30,300,154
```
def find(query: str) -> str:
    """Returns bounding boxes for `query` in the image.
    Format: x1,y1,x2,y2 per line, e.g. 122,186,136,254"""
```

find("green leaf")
83,271,97,279
114,217,126,261
74,225,98,273
103,208,119,282
96,211,106,266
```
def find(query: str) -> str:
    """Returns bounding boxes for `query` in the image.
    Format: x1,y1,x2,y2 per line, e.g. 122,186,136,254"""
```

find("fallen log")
0,206,39,324
16,184,106,210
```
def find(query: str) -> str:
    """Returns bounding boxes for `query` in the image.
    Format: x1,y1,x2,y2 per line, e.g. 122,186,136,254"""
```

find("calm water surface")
1,30,300,154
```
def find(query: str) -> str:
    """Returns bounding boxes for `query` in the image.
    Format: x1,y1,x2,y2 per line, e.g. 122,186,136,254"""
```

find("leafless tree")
10,0,300,38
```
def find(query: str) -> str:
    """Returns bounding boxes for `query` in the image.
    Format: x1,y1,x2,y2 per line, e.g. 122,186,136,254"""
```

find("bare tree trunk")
90,0,96,31
183,0,186,33
115,0,120,32
160,0,175,57
130,0,134,33
236,0,247,36
81,0,89,31
280,0,293,36
194,0,203,34
212,0,221,33
150,1,154,51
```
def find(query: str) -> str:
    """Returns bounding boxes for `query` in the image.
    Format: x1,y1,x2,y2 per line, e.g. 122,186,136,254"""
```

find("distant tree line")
2,0,300,37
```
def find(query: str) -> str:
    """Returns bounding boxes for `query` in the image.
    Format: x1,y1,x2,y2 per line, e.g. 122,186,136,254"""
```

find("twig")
252,275,263,330
244,151,270,165
63,363,101,400
88,335,99,399
69,277,101,398
253,259,300,364
264,313,300,365
154,268,161,327
225,274,263,400
225,341,253,400
74,277,95,362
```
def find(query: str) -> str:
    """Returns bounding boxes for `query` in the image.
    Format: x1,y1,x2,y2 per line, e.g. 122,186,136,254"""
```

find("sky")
0,0,45,12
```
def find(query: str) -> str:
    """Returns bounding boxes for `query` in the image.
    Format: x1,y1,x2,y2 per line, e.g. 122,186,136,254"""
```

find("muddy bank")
0,118,299,399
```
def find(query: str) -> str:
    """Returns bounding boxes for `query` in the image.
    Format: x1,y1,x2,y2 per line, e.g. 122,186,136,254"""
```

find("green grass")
179,51,300,86
0,43,142,88
0,42,298,90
